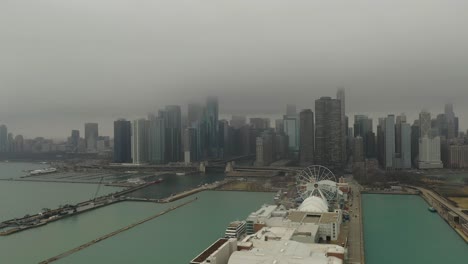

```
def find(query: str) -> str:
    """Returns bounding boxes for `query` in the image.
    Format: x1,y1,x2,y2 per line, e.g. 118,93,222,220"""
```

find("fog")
1,0,468,138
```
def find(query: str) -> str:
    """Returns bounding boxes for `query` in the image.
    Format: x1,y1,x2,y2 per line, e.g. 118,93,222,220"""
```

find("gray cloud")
1,0,468,138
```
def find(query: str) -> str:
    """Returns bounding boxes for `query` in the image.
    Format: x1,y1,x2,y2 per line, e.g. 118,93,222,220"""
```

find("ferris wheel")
296,165,338,201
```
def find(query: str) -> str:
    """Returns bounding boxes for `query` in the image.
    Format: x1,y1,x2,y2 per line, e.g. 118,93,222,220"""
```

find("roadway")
347,179,364,264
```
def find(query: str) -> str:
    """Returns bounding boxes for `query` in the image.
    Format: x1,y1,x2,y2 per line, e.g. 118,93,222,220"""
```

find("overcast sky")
1,0,468,138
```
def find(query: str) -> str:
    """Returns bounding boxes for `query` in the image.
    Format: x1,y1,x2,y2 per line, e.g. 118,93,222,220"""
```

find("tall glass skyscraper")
164,105,182,162
148,114,166,164
206,96,219,158
113,119,132,163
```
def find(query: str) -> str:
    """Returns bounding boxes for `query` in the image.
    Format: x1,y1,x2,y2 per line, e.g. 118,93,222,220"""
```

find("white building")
418,136,443,169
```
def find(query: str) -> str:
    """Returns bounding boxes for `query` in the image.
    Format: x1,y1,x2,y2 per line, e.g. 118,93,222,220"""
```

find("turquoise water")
0,162,273,263
363,194,468,264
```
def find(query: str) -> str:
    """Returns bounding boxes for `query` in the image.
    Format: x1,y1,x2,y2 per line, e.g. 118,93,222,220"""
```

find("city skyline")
2,1,468,138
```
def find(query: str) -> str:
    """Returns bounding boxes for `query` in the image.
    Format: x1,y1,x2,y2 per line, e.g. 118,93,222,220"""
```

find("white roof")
298,196,328,213
227,240,342,264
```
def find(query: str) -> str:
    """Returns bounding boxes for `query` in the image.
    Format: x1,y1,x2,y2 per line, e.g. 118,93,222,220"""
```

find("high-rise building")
411,120,420,166
0,124,8,152
299,109,314,166
250,118,270,130
84,123,99,152
131,119,149,164
395,114,407,155
113,119,132,163
230,115,246,129
164,105,182,162
447,145,468,168
148,114,166,164
183,127,198,164
419,111,431,138
187,103,204,127
255,130,275,166
275,119,284,134
445,103,457,139
315,97,342,167
239,125,253,155
206,97,219,158
14,135,24,153
384,115,396,169
354,115,374,158
337,88,347,163
286,104,297,116
70,130,80,152
283,114,300,158
418,136,443,169
353,136,364,162
401,123,412,169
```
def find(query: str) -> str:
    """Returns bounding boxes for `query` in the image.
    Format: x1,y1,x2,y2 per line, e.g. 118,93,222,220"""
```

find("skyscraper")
337,88,347,163
84,123,99,152
384,115,396,169
419,111,431,138
113,119,132,163
418,110,443,169
206,97,219,158
0,124,8,152
131,119,149,164
299,109,314,166
230,115,247,129
14,135,24,153
354,115,374,158
164,105,182,162
187,103,204,127
353,136,364,162
401,123,412,169
315,97,342,167
183,127,198,164
70,130,80,152
283,114,300,158
445,103,457,139
395,114,407,155
148,114,166,164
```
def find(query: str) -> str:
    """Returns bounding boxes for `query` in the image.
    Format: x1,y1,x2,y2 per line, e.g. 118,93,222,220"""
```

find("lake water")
363,194,468,264
0,162,273,263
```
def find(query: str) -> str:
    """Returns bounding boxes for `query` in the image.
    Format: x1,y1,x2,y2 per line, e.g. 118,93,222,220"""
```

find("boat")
224,221,246,239
29,168,57,176
428,207,436,212
149,178,164,184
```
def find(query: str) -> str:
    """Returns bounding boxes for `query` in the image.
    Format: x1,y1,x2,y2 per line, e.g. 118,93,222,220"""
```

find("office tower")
183,127,197,164
411,121,420,166
218,120,228,159
447,145,468,168
70,130,80,152
299,109,314,166
113,119,132,163
384,115,396,169
255,130,275,166
354,115,374,158
239,125,253,155
250,118,270,130
315,97,342,166
337,88,347,163
353,136,364,162
131,119,149,164
283,114,300,158
7,133,14,152
275,119,284,134
0,124,8,152
401,123,412,169
395,114,407,155
187,103,204,127
206,97,219,158
230,115,246,129
148,114,166,164
275,133,289,160
164,105,182,162
419,111,431,138
84,123,99,152
14,135,24,153
286,104,297,116
445,103,457,139
418,136,443,169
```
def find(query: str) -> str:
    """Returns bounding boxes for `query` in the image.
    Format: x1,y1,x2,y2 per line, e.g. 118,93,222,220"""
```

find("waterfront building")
283,114,300,158
299,109,314,166
148,114,166,164
164,105,182,162
14,135,24,153
0,124,8,152
84,123,99,152
337,88,347,163
447,144,468,168
131,119,149,164
113,119,132,163
206,96,219,158
286,104,297,116
418,136,443,169
70,130,80,152
384,115,396,169
401,123,412,169
183,127,198,164
354,136,364,162
315,97,343,167
411,120,420,166
395,114,406,155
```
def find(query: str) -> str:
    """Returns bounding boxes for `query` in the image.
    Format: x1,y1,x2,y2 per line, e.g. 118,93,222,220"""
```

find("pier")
38,198,198,264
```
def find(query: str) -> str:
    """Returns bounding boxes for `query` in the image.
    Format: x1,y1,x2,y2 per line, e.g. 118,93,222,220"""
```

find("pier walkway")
38,197,198,264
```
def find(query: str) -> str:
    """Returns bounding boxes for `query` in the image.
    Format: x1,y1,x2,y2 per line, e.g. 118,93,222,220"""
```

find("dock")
38,197,198,264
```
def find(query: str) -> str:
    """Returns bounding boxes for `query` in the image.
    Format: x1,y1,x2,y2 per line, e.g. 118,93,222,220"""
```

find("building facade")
113,119,132,163
315,97,343,167
299,109,314,166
